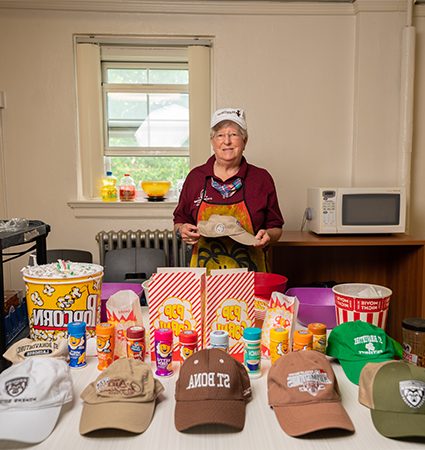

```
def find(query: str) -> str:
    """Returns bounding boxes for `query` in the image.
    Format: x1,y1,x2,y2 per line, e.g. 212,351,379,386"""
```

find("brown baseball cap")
197,215,259,246
79,358,164,435
174,348,252,431
267,351,355,436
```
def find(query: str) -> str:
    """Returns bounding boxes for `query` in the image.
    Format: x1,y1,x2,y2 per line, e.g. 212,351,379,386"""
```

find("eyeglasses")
214,132,242,142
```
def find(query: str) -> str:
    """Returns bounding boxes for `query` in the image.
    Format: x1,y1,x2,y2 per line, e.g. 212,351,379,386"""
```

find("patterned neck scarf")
210,177,243,199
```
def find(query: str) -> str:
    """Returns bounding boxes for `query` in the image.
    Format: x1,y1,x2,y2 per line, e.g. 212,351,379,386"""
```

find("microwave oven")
306,187,406,234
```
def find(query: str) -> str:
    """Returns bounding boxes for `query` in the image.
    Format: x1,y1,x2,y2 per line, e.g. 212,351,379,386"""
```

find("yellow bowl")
141,181,172,197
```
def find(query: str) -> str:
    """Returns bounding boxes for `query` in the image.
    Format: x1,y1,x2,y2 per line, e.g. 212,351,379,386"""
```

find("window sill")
67,198,178,219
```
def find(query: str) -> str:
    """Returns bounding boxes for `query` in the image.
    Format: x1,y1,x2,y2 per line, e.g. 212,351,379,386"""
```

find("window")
75,37,211,201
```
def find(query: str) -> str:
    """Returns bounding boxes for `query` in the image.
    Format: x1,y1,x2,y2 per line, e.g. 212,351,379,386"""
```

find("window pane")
107,68,148,83
134,94,189,147
149,69,188,84
110,156,189,189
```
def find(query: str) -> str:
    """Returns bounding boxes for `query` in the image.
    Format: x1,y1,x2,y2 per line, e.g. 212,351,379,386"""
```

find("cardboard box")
149,268,206,361
204,269,255,362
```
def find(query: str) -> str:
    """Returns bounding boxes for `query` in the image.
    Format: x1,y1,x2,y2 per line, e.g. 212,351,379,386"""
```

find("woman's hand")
253,227,282,249
176,223,201,245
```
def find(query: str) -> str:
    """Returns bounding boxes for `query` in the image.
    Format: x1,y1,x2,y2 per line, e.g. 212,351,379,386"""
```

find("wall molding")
0,0,423,16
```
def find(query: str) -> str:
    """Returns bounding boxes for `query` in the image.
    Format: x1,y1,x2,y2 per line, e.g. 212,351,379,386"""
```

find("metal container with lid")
402,318,425,367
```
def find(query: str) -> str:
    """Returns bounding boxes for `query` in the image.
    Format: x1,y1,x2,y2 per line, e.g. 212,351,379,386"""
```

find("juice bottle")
119,174,136,201
101,171,118,202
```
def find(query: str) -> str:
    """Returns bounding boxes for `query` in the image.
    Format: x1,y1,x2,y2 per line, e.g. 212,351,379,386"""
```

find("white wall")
0,1,424,290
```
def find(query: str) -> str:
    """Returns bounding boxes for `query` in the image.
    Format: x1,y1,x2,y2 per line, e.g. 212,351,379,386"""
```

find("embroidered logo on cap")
287,370,331,397
97,377,142,397
354,334,385,356
399,380,425,409
214,223,226,235
6,378,28,397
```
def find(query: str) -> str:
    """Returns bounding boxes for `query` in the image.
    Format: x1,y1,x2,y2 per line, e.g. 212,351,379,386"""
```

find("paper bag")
261,292,299,358
106,290,144,359
149,268,206,361
205,269,255,362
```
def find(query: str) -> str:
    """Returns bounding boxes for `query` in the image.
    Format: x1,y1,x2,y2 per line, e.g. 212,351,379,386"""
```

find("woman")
173,108,284,273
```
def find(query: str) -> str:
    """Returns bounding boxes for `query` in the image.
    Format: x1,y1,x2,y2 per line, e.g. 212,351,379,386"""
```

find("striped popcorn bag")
205,269,255,362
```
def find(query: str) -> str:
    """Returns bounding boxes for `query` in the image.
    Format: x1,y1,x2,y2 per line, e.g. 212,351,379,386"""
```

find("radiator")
95,229,191,268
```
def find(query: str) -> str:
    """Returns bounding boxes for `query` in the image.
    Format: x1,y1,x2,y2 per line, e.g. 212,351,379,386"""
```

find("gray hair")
209,120,248,140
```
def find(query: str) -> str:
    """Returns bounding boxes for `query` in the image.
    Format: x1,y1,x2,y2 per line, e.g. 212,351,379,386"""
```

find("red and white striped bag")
149,268,206,361
205,269,255,362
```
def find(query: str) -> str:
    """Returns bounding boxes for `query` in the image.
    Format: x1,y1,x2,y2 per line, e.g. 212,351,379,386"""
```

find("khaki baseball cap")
359,360,425,438
3,337,69,364
174,348,252,431
211,108,247,130
197,215,259,246
268,350,355,436
79,358,164,435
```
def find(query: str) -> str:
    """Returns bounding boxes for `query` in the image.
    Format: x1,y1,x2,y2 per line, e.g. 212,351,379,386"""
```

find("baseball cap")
197,214,259,246
211,108,247,130
267,350,355,437
359,360,425,438
326,320,403,385
3,337,69,364
79,358,164,435
0,357,73,443
174,348,252,431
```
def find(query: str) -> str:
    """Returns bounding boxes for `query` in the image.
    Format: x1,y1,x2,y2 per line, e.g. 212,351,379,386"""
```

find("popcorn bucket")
332,283,392,330
23,263,103,341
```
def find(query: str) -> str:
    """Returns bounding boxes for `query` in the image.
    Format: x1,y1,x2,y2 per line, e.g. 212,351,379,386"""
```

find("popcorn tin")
22,262,103,341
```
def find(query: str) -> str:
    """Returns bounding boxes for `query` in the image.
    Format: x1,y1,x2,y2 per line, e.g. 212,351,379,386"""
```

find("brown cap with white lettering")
174,348,252,431
267,351,355,436
79,358,164,435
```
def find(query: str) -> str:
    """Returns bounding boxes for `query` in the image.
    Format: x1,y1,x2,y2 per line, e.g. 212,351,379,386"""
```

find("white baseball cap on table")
210,108,247,130
0,357,73,443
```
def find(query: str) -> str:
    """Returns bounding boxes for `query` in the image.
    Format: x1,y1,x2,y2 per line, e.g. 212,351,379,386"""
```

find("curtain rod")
76,36,212,47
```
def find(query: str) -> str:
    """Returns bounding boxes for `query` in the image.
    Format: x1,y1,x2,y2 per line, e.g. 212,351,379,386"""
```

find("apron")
190,179,268,274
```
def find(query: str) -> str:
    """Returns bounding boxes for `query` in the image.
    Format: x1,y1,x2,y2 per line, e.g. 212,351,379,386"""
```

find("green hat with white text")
326,320,403,385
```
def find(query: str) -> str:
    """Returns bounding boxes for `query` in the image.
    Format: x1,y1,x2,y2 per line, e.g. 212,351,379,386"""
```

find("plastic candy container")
101,171,118,202
270,327,289,364
293,329,313,352
126,326,146,361
210,330,229,352
243,327,262,379
96,322,115,371
402,318,425,367
308,323,327,354
179,330,198,364
154,328,174,377
68,321,87,369
119,174,136,201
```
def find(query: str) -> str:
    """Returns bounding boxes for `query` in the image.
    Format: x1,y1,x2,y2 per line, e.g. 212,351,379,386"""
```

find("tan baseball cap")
174,348,252,431
267,350,355,436
211,108,247,130
79,358,164,435
197,215,259,246
3,338,69,364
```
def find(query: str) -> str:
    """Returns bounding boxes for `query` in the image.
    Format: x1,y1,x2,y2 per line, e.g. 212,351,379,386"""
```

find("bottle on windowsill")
119,174,136,201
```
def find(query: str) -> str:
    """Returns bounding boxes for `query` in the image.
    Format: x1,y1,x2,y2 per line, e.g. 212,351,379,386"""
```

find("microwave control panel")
321,190,336,226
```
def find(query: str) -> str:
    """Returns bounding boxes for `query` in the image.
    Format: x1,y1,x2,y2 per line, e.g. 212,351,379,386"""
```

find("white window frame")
72,36,212,208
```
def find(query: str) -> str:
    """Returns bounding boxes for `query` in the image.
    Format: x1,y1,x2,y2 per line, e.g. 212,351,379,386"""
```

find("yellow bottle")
101,171,118,201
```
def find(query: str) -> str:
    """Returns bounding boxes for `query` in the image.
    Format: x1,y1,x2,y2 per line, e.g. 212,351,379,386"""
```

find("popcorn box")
149,268,206,361
205,269,255,362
